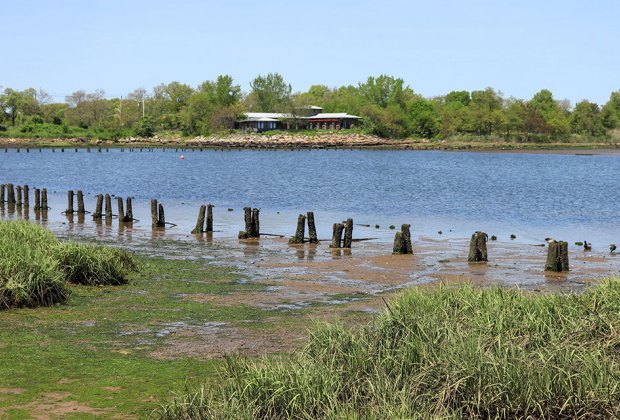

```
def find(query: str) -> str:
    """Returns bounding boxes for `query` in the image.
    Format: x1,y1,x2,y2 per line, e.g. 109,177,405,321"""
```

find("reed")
158,281,620,419
56,243,137,286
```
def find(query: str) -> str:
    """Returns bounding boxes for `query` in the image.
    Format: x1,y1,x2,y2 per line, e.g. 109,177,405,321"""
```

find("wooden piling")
392,232,406,254
104,194,112,219
23,185,29,207
289,214,306,244
252,208,260,238
468,231,488,262
151,199,158,227
307,211,319,244
393,225,413,254
206,204,213,232
41,188,48,209
343,218,353,248
0,184,4,203
66,190,74,214
330,223,345,248
77,190,85,213
125,197,133,222
158,203,165,227
34,188,40,210
239,207,252,238
545,241,569,272
401,224,413,254
117,197,125,222
192,204,206,234
16,186,22,206
93,194,103,219
7,183,15,205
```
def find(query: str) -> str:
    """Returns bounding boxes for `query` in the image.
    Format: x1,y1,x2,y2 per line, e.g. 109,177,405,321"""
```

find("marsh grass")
158,281,620,419
57,243,137,286
0,221,136,309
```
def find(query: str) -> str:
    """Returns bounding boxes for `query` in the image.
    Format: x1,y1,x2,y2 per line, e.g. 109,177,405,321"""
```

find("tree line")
1,73,619,141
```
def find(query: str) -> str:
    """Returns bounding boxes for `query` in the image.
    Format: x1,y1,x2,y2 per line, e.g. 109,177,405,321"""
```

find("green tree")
198,75,241,107
467,87,503,135
602,91,620,129
0,88,40,126
571,100,604,136
528,89,570,138
249,73,292,112
358,75,411,109
408,99,439,138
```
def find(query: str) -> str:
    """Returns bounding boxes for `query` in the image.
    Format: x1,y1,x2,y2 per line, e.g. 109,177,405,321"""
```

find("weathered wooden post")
545,241,569,272
65,190,74,214
330,223,345,248
307,211,319,244
151,199,158,227
289,214,306,244
23,185,29,207
206,204,213,232
41,188,48,209
93,194,103,219
157,203,165,227
393,232,405,254
34,188,40,210
76,190,85,214
343,218,353,248
252,208,260,238
192,204,206,234
117,197,125,222
104,194,112,219
7,183,15,205
239,207,253,239
16,186,22,206
468,231,488,262
0,184,5,203
392,224,413,254
125,197,133,222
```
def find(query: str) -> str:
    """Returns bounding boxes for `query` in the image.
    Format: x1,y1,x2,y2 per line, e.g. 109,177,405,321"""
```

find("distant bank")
0,132,618,151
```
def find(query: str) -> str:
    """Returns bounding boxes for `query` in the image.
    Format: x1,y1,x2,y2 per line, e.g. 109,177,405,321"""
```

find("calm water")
1,148,619,245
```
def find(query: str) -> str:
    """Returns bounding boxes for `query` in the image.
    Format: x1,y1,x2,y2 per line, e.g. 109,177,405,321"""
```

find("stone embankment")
119,133,417,149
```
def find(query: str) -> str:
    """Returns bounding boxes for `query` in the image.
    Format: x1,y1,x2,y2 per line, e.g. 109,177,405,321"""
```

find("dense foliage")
158,281,620,418
1,75,620,140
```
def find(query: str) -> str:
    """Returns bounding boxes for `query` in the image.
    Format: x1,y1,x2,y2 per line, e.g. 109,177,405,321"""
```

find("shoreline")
0,132,618,153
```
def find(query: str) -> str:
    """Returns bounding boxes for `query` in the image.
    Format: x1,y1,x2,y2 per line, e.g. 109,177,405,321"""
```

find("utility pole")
119,96,123,127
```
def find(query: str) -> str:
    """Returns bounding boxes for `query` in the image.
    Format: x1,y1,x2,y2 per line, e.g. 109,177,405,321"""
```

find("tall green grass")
0,221,68,309
158,281,620,419
0,221,137,309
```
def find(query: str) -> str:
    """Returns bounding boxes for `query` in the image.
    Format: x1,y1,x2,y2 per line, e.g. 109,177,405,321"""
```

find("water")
1,148,619,245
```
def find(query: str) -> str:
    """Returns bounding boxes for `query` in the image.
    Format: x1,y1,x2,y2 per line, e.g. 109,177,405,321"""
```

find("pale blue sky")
2,0,618,105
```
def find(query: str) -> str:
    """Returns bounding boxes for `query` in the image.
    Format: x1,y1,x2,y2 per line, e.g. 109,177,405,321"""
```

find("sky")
1,0,619,106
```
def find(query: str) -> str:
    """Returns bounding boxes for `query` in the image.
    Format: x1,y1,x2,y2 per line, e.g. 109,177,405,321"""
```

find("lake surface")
1,148,619,246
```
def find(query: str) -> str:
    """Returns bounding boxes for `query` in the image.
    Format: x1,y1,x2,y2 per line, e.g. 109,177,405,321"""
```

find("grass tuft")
0,221,137,309
157,281,620,418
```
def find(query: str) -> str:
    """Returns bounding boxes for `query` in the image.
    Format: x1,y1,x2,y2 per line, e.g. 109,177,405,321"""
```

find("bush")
0,221,137,309
158,281,620,418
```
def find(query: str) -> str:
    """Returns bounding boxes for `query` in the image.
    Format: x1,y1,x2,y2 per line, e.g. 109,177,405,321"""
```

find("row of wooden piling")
0,183,48,210
0,181,574,272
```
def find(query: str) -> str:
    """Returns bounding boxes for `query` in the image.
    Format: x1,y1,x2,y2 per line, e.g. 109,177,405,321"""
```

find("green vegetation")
158,281,620,419
0,221,136,309
2,74,620,141
0,221,69,309
0,256,284,418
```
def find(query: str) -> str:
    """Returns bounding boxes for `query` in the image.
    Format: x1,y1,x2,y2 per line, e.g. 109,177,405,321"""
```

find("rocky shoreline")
0,132,616,151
